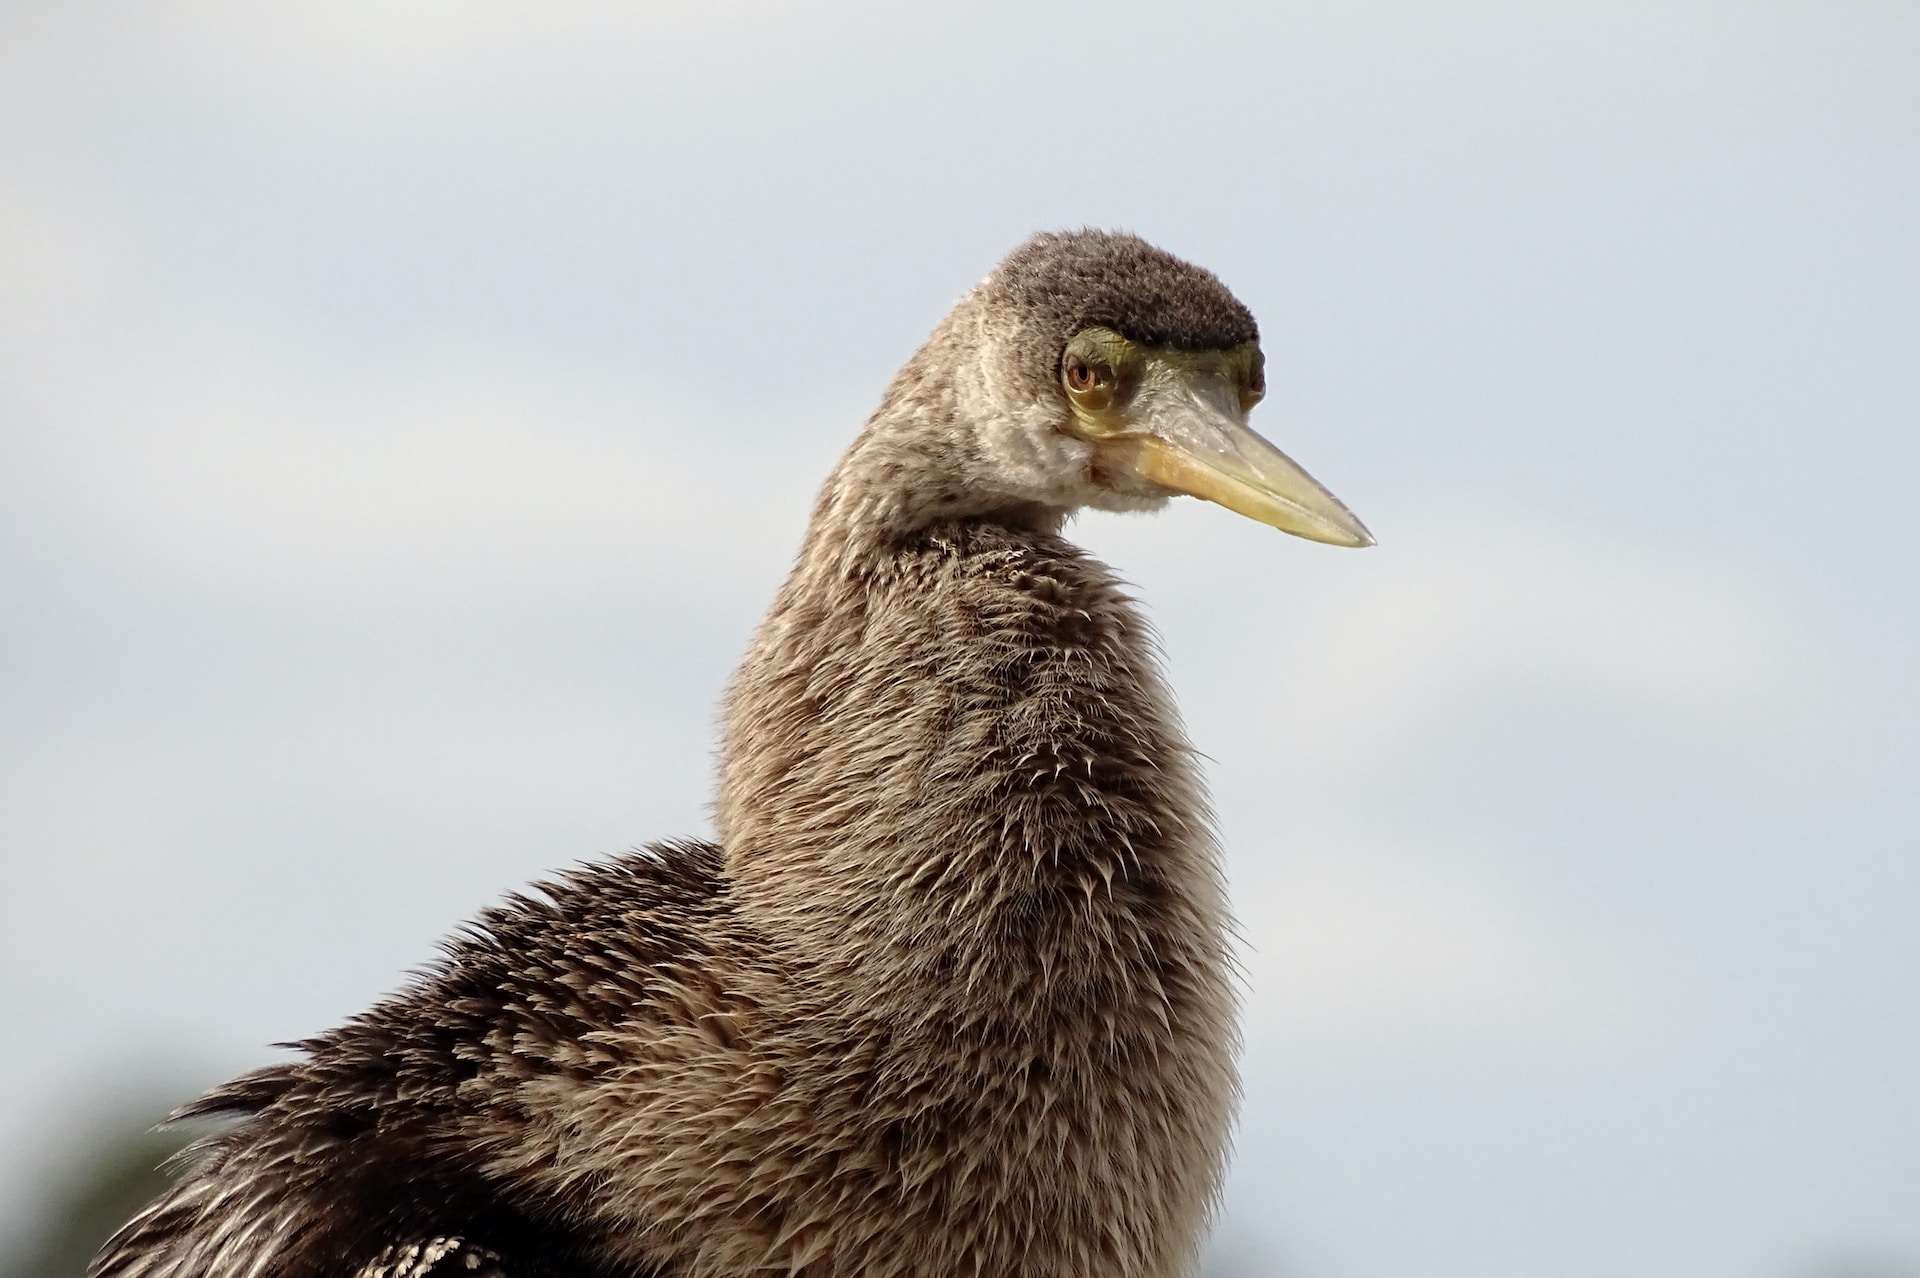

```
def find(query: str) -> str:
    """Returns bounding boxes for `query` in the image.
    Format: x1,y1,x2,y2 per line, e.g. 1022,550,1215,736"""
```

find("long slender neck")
716,482,1224,1020
699,447,1240,1278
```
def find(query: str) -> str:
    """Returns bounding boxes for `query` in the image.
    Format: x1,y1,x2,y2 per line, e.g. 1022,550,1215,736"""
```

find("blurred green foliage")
0,1121,191,1278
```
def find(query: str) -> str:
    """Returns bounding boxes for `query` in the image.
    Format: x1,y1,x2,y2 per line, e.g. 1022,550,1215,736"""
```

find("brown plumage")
91,230,1370,1278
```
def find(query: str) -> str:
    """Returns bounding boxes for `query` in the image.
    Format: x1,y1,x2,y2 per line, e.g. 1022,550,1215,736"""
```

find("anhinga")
93,230,1371,1278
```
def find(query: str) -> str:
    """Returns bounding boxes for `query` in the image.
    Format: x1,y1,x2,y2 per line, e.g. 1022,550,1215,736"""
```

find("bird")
91,230,1372,1278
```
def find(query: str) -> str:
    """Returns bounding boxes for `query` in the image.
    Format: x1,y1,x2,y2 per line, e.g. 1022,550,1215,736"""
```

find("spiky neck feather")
709,490,1238,1274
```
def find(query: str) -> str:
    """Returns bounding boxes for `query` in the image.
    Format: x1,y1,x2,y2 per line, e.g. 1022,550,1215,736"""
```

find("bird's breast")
528,523,1238,1278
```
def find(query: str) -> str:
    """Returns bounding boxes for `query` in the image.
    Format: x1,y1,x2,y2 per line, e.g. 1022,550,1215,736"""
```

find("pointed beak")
1094,377,1375,548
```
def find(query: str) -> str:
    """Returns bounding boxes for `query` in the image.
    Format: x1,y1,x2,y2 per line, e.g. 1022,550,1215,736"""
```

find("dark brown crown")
983,230,1259,355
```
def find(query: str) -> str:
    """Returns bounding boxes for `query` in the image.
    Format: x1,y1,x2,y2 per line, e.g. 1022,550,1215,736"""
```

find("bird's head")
833,230,1373,549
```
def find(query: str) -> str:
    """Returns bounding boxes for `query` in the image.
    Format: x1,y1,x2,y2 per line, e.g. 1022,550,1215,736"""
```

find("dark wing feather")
89,844,724,1278
356,1238,509,1278
90,1091,592,1278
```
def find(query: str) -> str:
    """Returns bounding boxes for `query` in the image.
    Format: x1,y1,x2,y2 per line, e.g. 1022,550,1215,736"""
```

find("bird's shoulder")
89,841,724,1278
312,837,733,1095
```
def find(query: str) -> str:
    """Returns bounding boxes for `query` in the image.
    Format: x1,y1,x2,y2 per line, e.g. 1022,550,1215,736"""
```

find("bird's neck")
788,306,1083,567
716,504,1226,1018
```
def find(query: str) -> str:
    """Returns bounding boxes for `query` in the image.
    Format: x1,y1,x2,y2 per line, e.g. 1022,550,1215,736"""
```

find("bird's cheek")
1086,439,1163,499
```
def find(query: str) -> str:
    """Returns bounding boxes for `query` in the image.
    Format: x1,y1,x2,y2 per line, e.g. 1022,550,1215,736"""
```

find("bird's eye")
1064,357,1108,395
1241,360,1267,411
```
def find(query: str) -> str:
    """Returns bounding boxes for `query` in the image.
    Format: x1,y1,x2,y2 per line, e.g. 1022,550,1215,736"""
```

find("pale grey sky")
2,3,1916,1276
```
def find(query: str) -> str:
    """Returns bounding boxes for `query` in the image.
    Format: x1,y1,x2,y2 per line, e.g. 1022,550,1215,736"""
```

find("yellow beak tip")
1294,521,1376,549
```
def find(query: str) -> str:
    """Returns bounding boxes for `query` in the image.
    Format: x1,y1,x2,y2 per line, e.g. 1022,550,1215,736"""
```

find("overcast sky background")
1,3,1916,1275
